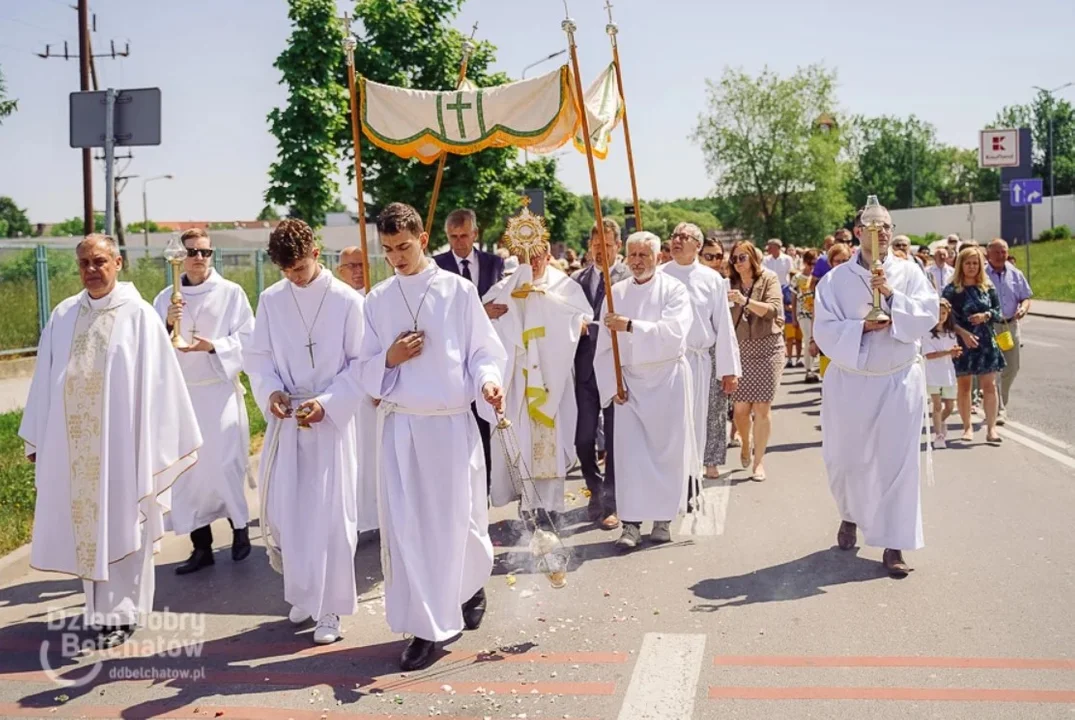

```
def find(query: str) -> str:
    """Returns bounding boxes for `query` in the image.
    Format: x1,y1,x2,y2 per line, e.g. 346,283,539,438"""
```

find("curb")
0,357,36,380
0,542,31,575
1028,311,1075,322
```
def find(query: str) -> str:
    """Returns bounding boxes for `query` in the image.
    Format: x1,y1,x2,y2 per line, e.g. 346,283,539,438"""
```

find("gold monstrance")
861,195,890,323
163,234,189,349
501,194,550,264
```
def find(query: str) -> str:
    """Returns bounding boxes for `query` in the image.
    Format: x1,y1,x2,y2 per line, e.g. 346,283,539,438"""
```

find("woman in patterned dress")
699,237,730,477
942,246,1005,444
727,241,785,481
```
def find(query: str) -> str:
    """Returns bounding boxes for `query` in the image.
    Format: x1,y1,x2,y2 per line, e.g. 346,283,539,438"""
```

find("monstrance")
500,194,550,264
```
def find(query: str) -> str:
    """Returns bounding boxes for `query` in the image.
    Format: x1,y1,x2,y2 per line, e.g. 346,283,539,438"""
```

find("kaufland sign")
979,128,1020,168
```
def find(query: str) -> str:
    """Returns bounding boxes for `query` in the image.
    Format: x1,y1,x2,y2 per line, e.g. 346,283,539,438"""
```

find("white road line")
617,633,707,720
998,426,1075,472
1001,419,1073,451
679,475,731,537
1021,337,1059,348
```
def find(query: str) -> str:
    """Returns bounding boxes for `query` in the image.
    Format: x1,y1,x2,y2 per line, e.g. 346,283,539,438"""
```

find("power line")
0,14,75,41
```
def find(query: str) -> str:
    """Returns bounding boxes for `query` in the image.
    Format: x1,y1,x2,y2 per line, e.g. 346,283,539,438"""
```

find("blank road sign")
70,87,162,148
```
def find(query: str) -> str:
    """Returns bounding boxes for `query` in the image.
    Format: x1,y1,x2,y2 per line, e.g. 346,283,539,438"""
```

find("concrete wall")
890,194,1075,242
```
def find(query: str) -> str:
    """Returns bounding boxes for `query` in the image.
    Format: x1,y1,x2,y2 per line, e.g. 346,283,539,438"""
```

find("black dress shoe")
586,498,603,522
462,588,487,631
400,637,438,671
231,527,251,562
175,547,215,575
836,521,857,551
97,624,135,649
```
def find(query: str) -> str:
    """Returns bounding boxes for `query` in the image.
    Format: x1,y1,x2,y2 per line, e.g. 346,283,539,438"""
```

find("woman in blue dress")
942,246,1005,444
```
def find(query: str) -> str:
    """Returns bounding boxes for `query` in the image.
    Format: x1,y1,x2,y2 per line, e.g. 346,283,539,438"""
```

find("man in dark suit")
433,208,506,493
573,219,629,530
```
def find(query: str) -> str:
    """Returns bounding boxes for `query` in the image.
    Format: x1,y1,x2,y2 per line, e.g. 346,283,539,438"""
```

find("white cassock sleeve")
18,307,56,459
463,281,507,409
812,273,864,369
358,297,398,399
244,298,286,416
206,289,255,383
628,284,691,366
886,265,939,344
710,275,741,379
316,292,366,428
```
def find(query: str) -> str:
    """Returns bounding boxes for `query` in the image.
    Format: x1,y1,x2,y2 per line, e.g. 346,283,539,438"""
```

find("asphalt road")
1003,315,1075,453
0,362,1073,719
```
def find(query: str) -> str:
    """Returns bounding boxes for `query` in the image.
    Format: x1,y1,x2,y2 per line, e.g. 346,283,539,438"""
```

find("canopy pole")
564,15,625,401
343,14,370,292
605,2,642,231
426,24,478,242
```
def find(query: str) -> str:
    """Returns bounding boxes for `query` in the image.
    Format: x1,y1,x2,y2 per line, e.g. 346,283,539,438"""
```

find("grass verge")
1008,238,1075,302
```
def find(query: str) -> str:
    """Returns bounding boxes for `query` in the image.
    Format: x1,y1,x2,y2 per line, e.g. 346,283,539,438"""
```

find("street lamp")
522,49,568,163
1032,82,1073,229
142,174,174,250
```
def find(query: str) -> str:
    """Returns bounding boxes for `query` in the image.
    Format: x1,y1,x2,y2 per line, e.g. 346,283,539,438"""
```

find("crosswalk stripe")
616,633,706,720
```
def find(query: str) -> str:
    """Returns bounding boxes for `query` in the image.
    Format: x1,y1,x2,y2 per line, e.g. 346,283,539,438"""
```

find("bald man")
337,247,367,295
335,246,379,535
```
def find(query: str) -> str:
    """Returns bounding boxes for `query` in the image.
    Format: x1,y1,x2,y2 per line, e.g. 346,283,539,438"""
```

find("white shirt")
453,248,478,277
922,331,958,388
763,252,795,287
927,264,954,295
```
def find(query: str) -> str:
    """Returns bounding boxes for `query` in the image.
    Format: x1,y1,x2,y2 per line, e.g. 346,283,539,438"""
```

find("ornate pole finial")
519,194,532,209
339,13,356,67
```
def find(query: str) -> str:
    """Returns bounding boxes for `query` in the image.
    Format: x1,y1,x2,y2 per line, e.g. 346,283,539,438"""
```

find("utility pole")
78,0,92,235
38,3,132,236
1032,82,1073,230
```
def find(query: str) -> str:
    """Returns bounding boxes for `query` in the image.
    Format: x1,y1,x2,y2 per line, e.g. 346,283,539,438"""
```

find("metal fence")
0,244,392,356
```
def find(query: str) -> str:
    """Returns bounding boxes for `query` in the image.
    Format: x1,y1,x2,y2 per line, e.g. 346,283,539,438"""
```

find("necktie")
460,259,472,282
593,271,605,319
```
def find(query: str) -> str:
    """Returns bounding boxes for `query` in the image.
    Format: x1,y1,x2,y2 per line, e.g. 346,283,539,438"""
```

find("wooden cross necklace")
288,269,332,367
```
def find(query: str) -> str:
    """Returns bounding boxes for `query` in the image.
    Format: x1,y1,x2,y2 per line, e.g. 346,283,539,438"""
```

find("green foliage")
1052,224,1071,240
0,248,77,283
256,204,282,222
126,219,162,234
1039,229,1054,242
1008,238,1075,301
0,65,17,125
51,213,104,237
345,0,515,247
693,64,851,245
266,0,348,229
326,197,348,214
208,222,237,230
993,91,1075,197
0,409,34,555
495,158,579,248
0,196,32,238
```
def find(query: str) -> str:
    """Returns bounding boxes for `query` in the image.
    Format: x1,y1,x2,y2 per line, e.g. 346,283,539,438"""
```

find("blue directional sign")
1010,178,1043,207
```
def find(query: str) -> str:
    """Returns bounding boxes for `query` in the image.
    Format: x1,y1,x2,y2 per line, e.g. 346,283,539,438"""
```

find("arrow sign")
1010,178,1043,207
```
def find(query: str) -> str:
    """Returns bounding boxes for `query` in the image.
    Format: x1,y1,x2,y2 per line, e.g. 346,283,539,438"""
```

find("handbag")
996,319,1015,352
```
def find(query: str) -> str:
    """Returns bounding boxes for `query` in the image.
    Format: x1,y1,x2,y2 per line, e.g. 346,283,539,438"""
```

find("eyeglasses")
339,262,364,270
186,248,213,258
670,232,694,242
701,252,722,262
733,253,751,264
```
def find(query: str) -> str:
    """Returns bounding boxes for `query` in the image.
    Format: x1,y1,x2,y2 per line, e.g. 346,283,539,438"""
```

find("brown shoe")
882,549,911,578
600,513,621,531
836,521,857,551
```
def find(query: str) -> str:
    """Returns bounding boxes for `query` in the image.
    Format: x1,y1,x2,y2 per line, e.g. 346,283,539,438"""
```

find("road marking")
1020,337,1059,348
617,633,707,720
679,475,731,537
712,655,1075,670
0,703,607,720
708,686,1075,703
998,426,1075,471
1001,419,1073,450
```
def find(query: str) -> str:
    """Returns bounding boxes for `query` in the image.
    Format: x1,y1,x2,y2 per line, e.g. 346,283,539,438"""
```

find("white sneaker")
932,437,947,450
288,605,311,625
313,613,342,644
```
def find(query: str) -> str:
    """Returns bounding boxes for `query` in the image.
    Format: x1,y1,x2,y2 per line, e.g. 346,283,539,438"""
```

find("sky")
1,0,1074,225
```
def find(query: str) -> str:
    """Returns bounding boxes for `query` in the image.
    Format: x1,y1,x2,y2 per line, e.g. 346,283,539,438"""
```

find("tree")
0,196,32,237
0,65,16,124
693,64,850,244
345,0,515,247
843,115,946,210
127,220,162,234
326,197,348,214
51,213,104,237
491,158,579,248
266,0,348,229
256,204,282,222
993,90,1075,197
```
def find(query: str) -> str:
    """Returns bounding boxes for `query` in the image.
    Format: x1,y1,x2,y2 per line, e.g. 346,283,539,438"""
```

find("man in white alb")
762,238,795,288
360,203,506,672
813,203,939,578
336,245,379,535
596,231,694,550
659,222,741,484
244,219,366,645
20,234,201,648
153,228,255,575
482,239,592,526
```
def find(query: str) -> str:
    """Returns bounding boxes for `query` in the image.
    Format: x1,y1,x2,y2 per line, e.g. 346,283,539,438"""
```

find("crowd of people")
17,199,1033,675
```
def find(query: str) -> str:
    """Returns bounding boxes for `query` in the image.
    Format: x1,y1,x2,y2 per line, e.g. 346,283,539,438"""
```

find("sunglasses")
733,253,751,264
186,248,214,258
702,252,723,262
